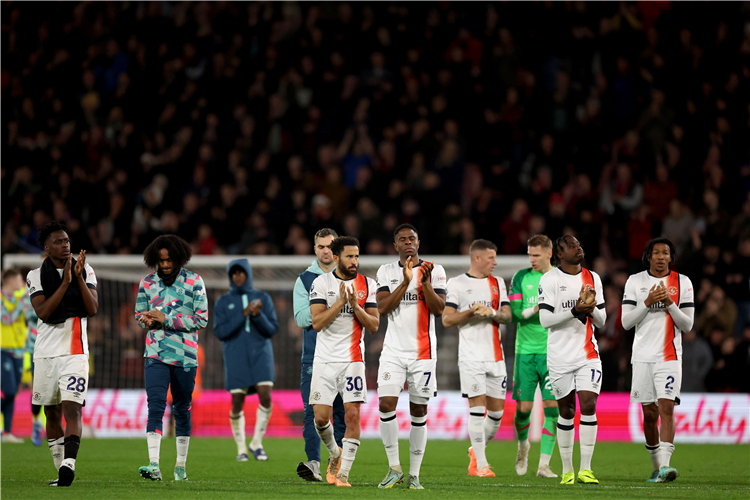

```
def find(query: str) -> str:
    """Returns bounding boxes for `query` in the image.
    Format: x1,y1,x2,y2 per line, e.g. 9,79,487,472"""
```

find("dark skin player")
376,227,445,418
30,230,98,441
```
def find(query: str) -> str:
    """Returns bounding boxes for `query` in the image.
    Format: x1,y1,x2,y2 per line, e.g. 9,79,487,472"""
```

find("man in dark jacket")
214,259,279,461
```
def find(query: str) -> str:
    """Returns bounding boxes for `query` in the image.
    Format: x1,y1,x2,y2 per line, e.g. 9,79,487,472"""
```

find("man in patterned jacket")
135,235,208,482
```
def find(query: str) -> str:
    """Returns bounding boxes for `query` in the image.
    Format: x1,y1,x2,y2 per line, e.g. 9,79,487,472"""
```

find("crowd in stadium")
2,2,749,392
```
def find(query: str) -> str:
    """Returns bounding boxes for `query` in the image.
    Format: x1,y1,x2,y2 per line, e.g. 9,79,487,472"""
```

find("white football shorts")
32,354,89,406
631,360,682,405
309,361,367,405
377,351,437,401
549,359,603,400
459,359,508,399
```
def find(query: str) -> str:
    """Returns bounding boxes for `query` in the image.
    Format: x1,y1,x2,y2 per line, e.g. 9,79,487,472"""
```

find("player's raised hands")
338,280,349,306
659,281,674,306
419,261,434,284
472,303,494,318
64,254,73,284
346,285,358,309
251,298,262,317
574,285,596,314
403,256,414,283
74,250,86,277
645,284,668,307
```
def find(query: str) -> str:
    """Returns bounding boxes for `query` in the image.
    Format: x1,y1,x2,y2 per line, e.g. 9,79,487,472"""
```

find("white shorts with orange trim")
377,351,437,400
549,359,602,400
32,354,89,406
459,359,508,400
630,360,682,404
309,361,367,406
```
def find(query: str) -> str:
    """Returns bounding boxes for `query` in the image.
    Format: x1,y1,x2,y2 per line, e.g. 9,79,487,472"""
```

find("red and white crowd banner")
9,390,749,444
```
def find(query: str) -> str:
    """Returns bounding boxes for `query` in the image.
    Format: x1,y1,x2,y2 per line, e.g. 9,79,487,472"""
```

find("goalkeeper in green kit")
509,235,558,478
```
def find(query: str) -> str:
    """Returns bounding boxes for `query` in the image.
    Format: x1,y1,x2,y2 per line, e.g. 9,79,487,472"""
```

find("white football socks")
409,415,427,478
468,406,487,468
250,404,271,449
315,422,340,457
146,431,161,464
646,443,661,471
579,414,597,471
484,410,503,442
379,411,400,468
48,437,64,470
659,441,675,468
230,411,248,455
557,417,575,474
339,438,360,477
176,436,190,467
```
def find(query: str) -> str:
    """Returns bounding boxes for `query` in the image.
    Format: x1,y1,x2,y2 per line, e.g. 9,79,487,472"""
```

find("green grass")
2,438,748,499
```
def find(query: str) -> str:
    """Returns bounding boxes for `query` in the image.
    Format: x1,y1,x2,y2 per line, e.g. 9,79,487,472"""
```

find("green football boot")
138,462,162,481
560,471,575,485
577,469,599,484
406,475,424,490
378,467,405,489
646,470,659,482
656,466,679,483
174,466,188,481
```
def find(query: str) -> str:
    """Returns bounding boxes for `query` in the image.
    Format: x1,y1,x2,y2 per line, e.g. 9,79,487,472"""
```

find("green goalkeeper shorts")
512,353,555,402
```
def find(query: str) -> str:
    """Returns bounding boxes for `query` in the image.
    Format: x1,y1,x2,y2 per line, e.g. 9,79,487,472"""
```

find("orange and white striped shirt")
27,264,97,359
309,272,377,363
376,260,447,360
622,270,694,363
446,273,509,363
538,267,605,371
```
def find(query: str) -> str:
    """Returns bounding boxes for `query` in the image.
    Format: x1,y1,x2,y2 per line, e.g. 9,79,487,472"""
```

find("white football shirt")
376,260,447,360
446,273,510,362
623,270,694,363
538,267,605,371
309,272,377,363
27,264,97,359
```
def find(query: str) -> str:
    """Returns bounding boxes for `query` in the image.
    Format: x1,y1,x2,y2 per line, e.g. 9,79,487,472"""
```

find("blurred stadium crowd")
2,2,749,392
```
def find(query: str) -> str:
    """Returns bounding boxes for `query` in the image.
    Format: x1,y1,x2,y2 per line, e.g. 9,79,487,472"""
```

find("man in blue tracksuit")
293,228,346,481
214,259,279,462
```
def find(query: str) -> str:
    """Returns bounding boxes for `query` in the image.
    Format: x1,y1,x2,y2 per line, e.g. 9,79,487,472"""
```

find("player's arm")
588,273,606,328
160,276,209,332
30,256,73,322
311,281,347,332
493,304,512,324
509,271,533,323
213,296,245,340
538,275,577,329
134,279,153,329
293,277,313,329
420,261,445,316
664,276,695,332
250,293,280,338
376,261,412,316
75,252,98,317
441,305,474,328
620,277,649,330
351,296,379,333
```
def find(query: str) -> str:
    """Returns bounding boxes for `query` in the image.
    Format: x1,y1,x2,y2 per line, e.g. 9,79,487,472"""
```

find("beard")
340,264,358,279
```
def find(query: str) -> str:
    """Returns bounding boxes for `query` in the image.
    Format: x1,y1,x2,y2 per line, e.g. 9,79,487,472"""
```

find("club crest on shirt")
632,390,640,399
669,286,678,295
312,392,321,401
491,286,498,294
382,372,391,381
357,290,366,300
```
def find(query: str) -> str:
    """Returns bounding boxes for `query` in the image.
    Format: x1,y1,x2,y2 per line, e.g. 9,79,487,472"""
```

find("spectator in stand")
680,330,713,393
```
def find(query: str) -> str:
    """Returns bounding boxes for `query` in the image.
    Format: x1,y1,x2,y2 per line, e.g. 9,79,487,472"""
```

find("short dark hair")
143,234,193,270
37,221,68,247
2,269,21,285
331,236,360,257
314,228,338,243
469,239,497,253
393,223,418,241
528,234,552,250
642,237,677,268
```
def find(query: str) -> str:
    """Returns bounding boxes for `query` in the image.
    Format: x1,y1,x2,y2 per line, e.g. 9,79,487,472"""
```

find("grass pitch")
2,438,748,499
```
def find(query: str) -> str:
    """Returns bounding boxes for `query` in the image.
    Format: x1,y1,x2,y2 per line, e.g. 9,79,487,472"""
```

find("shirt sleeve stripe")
365,302,377,309
309,299,327,305
434,288,446,295
30,291,45,299
538,303,554,312
596,303,605,309
501,301,510,307
679,302,694,308
508,293,523,301
622,299,636,305
377,286,390,294
445,301,458,309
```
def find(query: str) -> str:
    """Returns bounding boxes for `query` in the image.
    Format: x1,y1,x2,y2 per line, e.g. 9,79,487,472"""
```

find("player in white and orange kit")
442,239,511,478
621,238,694,484
375,224,446,490
538,235,606,485
309,236,379,487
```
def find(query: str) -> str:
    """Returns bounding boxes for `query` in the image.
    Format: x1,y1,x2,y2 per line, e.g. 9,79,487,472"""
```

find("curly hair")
37,220,68,247
143,235,193,270
551,235,574,267
642,237,677,268
331,236,360,257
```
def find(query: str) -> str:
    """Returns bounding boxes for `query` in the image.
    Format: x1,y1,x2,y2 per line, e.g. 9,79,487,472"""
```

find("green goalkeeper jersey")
509,267,548,354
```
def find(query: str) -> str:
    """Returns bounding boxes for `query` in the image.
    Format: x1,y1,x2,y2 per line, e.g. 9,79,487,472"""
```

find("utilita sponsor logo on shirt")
401,291,424,304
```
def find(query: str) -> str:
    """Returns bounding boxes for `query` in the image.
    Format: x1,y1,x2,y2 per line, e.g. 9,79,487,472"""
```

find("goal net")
3,254,527,393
